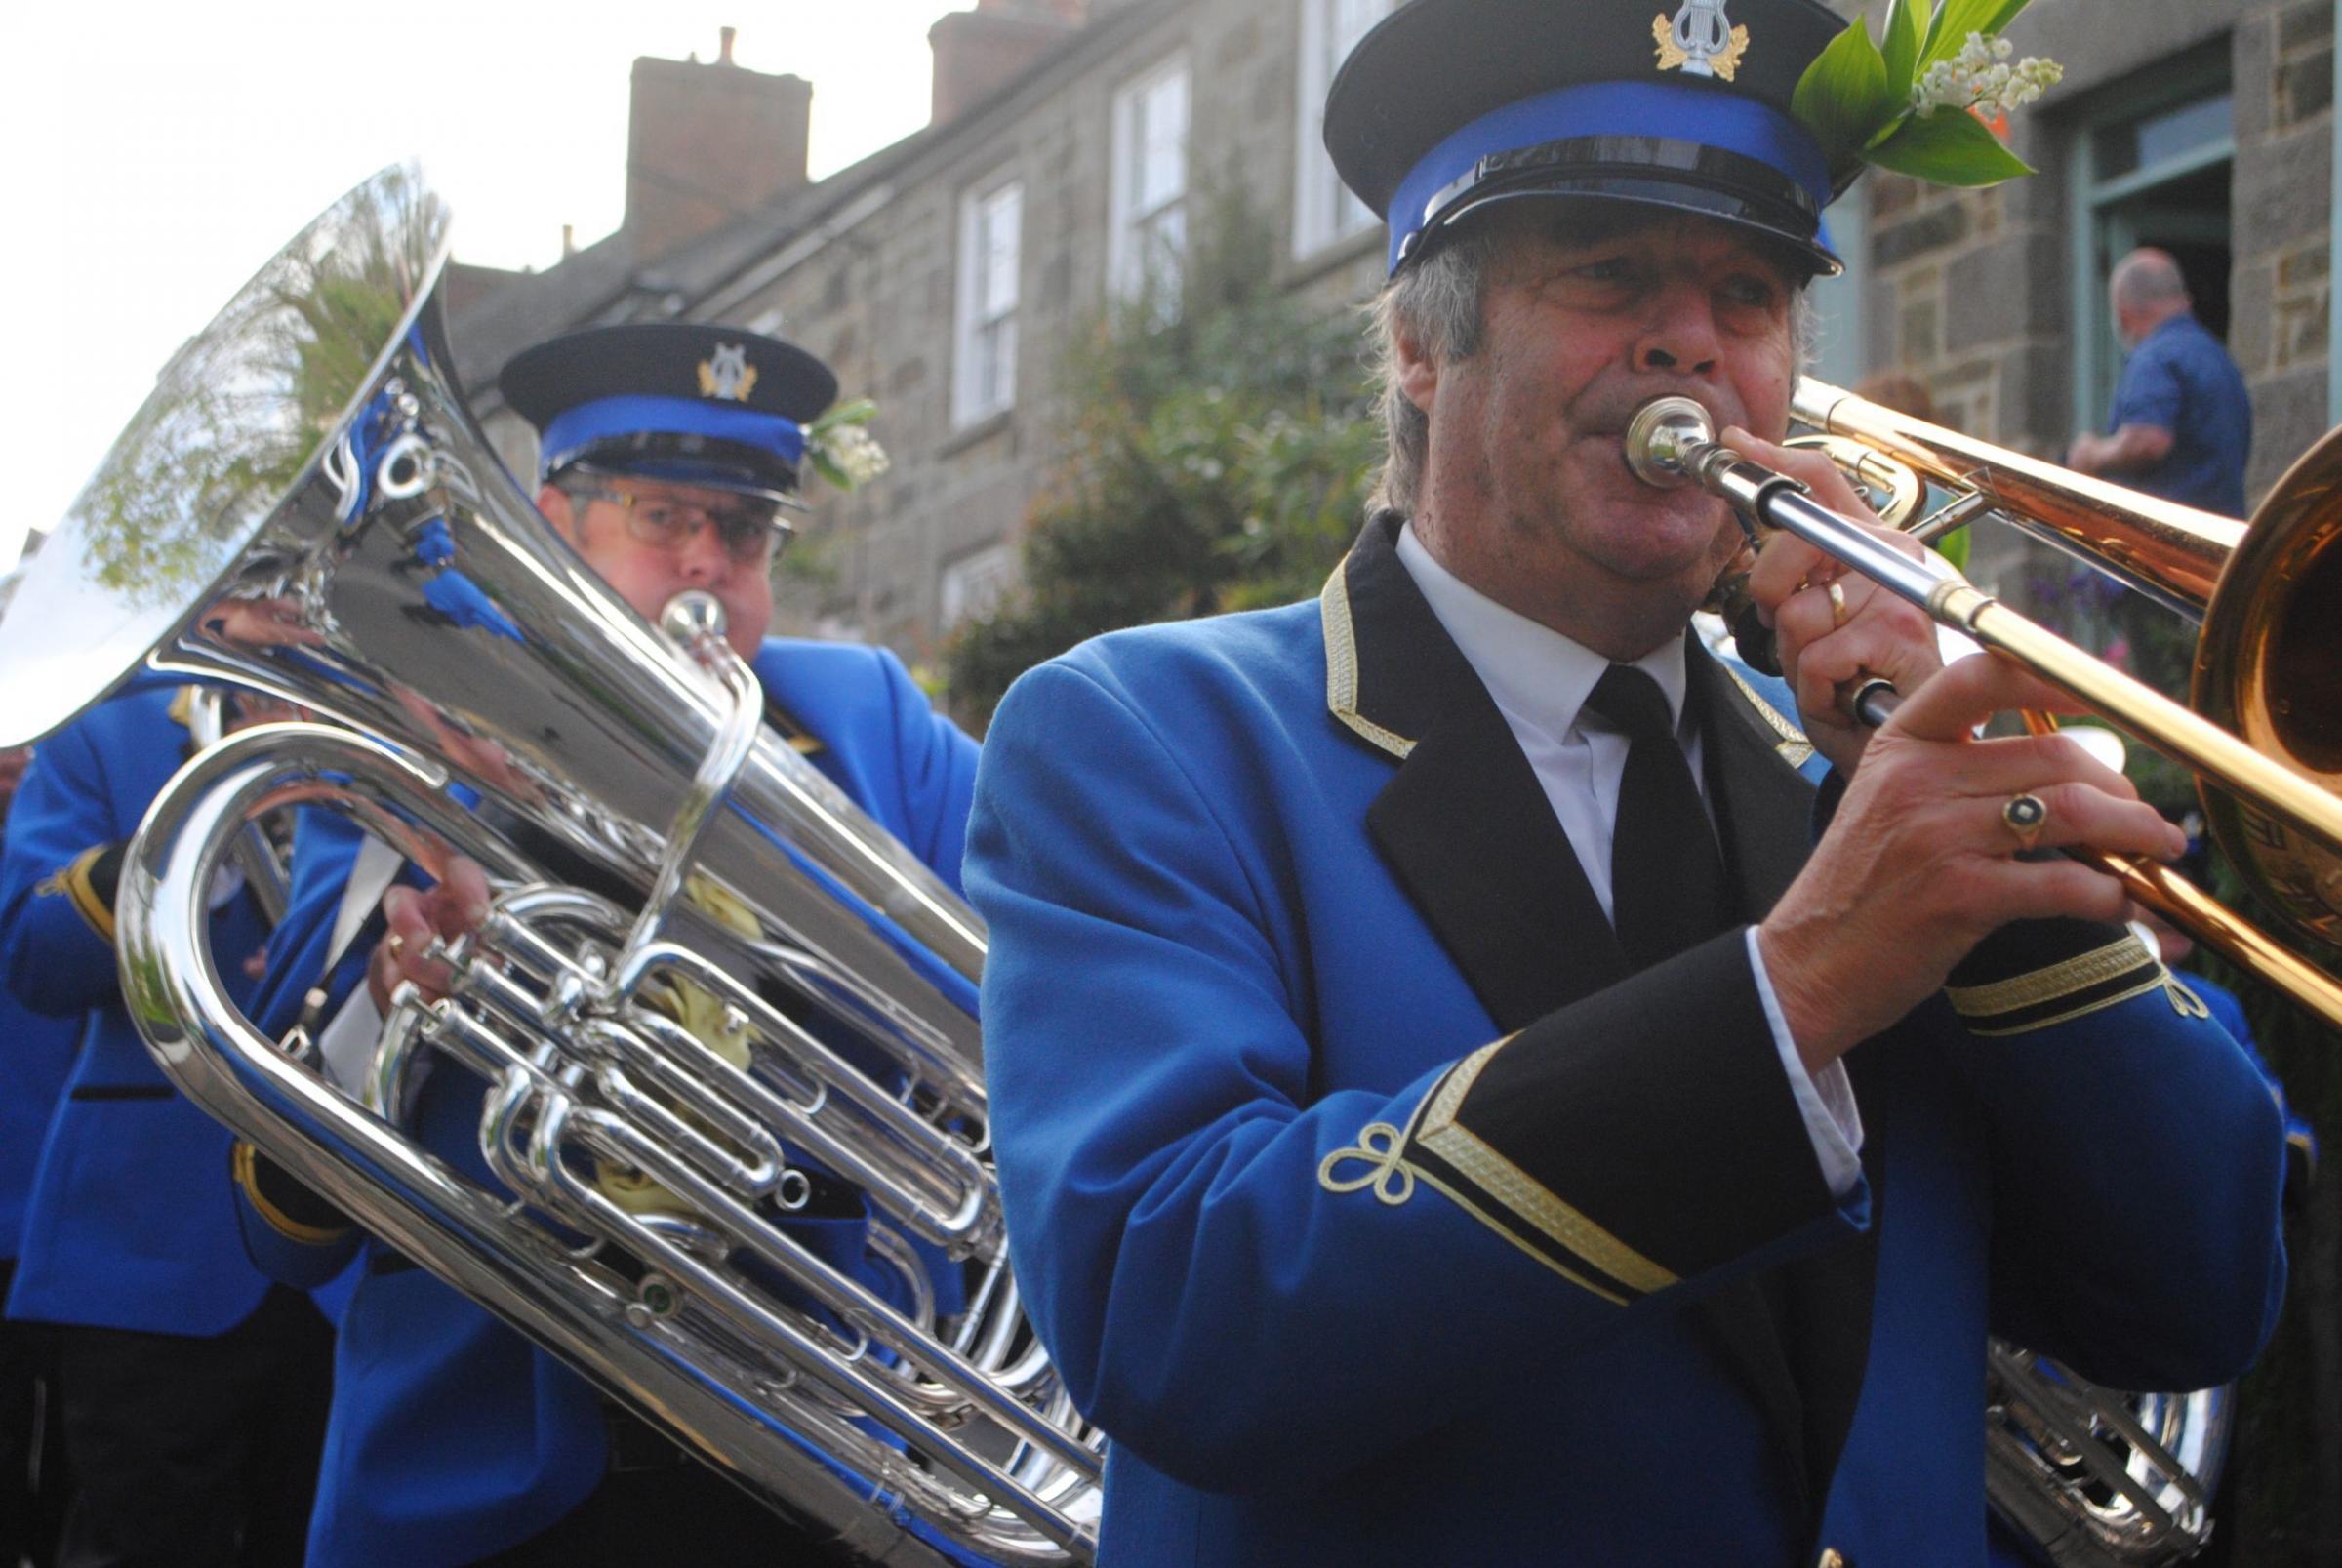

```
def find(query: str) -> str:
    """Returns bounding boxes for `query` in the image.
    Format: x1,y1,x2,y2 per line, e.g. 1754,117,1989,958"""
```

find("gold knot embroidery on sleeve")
1318,1122,1415,1206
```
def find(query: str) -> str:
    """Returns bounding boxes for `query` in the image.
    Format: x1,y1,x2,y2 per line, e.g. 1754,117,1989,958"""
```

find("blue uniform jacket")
0,989,77,1263
966,516,2289,1567
0,683,276,1336
0,790,81,1265
234,637,980,1568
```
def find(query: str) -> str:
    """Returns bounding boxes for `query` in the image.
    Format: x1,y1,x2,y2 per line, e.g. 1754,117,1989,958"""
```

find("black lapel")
1689,642,1817,923
1334,517,1624,1032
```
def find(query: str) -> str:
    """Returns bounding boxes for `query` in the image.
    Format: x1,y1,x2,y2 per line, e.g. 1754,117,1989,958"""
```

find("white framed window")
940,542,1018,629
1293,0,1395,260
1109,55,1191,308
953,178,1024,427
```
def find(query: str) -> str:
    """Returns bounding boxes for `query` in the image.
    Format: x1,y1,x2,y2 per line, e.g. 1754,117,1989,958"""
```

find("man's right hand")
367,856,492,1012
1756,653,2187,1069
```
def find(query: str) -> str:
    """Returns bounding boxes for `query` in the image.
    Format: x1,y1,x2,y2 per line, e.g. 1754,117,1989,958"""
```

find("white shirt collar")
1395,519,1688,744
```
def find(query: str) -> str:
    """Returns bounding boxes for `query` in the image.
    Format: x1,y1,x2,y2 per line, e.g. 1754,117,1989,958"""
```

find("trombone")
1625,379,2342,1033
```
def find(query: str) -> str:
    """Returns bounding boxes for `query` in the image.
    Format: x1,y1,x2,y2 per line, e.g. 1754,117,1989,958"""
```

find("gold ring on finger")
1826,581,1849,630
2001,792,2048,853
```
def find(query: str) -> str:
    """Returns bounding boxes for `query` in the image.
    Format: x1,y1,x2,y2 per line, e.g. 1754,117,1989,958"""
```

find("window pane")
1295,0,1393,256
1333,0,1383,55
1137,71,1189,212
2093,92,2231,182
981,185,1022,319
2136,93,2232,168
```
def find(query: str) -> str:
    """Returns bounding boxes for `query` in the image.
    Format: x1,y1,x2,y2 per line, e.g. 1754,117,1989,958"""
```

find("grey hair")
1369,230,1500,515
2111,249,2189,311
1367,226,1820,516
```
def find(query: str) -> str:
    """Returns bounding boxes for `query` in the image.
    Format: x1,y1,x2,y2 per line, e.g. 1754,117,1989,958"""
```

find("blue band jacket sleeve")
0,716,134,1018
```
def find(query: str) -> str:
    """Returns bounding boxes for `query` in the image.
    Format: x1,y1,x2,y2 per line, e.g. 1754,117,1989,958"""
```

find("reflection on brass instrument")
1627,382,2342,1566
0,167,1100,1564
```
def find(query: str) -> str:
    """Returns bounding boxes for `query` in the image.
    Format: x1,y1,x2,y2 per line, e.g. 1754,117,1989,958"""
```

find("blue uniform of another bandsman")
965,3,2290,1563
0,744,80,1568
230,323,985,1567
0,681,334,1567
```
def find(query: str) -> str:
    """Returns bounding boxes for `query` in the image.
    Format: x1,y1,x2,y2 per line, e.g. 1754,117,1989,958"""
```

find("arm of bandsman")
968,659,1870,1494
231,1139,361,1287
0,723,135,1018
1948,916,2289,1392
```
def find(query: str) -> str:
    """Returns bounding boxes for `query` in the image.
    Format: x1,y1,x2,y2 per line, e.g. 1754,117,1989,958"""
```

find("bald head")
2110,249,2193,344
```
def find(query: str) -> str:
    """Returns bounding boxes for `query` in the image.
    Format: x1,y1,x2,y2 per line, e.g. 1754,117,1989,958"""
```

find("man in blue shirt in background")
2070,248,2253,516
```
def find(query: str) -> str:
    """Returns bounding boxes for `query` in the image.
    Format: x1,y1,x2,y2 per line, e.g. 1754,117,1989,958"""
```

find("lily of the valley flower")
1913,31,2063,120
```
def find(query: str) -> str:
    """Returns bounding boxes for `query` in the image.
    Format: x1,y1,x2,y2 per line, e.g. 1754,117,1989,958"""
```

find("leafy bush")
943,184,1381,726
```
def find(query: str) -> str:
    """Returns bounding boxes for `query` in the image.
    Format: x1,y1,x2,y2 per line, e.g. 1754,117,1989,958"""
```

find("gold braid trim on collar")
1320,557,1416,761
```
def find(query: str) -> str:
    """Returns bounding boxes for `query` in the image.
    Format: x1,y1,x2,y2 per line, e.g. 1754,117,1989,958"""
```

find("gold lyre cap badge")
697,343,760,402
1654,0,1751,82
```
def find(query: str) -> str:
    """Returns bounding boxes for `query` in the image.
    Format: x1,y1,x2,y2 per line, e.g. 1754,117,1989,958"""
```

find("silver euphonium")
1986,1343,2230,1565
0,166,1101,1564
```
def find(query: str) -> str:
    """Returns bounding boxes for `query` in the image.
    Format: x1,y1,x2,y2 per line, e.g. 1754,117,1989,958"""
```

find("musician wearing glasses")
227,323,983,1567
963,1,2289,1562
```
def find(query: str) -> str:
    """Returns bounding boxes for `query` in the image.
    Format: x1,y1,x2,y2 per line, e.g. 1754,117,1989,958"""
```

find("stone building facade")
1850,0,2332,503
452,0,2339,661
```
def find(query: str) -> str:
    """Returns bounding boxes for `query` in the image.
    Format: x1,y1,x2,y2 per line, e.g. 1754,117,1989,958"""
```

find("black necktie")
1589,664,1808,1472
1584,664,1735,969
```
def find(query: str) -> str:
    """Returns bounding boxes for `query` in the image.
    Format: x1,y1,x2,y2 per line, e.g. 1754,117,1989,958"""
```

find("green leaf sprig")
1792,0,2063,188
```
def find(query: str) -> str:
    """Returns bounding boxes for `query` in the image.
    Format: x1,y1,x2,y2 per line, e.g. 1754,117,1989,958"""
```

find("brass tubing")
2018,715,2342,1032
1796,379,2246,618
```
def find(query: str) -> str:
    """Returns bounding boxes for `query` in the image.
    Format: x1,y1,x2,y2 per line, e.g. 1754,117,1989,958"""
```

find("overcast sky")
1,2,963,569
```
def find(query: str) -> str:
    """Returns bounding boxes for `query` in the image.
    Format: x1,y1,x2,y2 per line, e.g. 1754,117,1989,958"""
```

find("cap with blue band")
1386,80,1837,274
500,322,839,500
540,396,808,479
1324,0,1859,279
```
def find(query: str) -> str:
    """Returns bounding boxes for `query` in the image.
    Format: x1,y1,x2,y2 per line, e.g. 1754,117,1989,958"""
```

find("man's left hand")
1729,427,1945,776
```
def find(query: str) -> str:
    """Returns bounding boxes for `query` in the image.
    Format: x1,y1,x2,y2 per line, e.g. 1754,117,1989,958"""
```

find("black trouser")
0,1259,72,1568
49,1284,333,1568
471,1408,850,1568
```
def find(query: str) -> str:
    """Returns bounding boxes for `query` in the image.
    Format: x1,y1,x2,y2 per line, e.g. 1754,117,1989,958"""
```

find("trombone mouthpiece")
1624,397,1716,490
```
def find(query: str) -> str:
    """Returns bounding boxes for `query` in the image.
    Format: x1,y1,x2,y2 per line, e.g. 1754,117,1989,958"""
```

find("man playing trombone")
963,0,2290,1560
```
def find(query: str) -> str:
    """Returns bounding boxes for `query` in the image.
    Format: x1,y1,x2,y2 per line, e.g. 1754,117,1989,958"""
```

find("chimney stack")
719,25,737,65
929,0,1086,128
625,29,812,262
561,223,576,258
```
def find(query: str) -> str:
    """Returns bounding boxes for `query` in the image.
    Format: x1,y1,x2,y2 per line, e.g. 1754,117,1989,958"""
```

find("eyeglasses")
560,480,788,565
